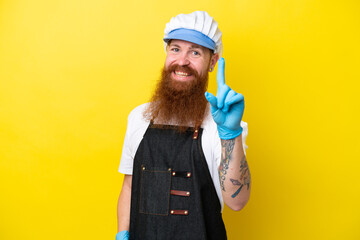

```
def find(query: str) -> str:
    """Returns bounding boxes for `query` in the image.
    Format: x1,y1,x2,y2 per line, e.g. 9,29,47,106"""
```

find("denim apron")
129,123,227,240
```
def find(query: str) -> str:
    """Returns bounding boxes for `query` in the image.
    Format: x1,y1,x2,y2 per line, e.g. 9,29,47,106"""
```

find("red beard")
144,64,209,131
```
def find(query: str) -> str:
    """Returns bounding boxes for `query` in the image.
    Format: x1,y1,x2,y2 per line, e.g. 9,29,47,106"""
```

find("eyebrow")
169,43,205,51
190,45,204,50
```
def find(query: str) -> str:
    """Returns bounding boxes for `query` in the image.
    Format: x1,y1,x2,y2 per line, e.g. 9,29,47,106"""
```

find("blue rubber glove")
116,230,129,240
205,58,245,140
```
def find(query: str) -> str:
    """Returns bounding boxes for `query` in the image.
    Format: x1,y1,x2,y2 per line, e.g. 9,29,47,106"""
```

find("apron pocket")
139,166,171,215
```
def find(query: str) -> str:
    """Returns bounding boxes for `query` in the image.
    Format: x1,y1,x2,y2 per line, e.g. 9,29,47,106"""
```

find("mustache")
166,64,199,78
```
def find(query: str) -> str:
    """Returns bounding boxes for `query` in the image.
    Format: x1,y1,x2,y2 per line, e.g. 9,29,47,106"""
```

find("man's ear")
209,53,220,71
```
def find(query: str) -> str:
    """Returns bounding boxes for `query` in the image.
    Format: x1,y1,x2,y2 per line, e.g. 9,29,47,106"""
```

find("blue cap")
163,28,216,51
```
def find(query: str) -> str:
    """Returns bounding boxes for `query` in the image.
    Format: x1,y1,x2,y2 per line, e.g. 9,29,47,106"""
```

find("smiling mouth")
174,71,191,77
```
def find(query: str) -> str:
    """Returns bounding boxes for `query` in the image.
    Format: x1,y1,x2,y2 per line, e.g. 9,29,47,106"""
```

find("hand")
116,230,129,240
205,58,245,140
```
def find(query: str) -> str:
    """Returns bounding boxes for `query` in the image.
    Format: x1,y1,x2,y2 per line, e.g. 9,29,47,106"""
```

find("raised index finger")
216,57,230,109
217,57,225,89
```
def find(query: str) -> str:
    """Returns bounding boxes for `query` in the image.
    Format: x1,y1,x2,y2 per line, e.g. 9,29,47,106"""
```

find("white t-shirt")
118,103,248,211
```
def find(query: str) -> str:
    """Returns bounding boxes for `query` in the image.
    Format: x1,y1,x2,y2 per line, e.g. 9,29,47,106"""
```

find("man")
116,11,251,240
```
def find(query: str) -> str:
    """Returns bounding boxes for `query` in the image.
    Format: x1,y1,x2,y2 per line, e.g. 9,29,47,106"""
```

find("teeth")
175,71,190,76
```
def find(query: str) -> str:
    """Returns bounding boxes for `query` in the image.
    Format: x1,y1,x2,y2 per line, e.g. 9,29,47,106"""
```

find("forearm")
219,134,251,211
117,175,132,232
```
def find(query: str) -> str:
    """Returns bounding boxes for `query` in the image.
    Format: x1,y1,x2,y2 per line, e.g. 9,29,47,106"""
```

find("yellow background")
1,0,359,239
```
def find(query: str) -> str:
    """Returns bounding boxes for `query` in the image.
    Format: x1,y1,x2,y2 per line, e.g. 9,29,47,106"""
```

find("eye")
171,47,179,52
192,51,200,56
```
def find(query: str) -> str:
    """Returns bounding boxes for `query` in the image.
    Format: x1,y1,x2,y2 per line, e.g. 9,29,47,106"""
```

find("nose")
177,52,190,66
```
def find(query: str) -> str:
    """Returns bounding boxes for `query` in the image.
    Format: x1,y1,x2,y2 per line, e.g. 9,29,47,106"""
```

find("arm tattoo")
230,155,251,198
219,139,235,191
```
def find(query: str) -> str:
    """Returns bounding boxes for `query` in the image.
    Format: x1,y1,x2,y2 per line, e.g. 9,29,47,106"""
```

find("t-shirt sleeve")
118,112,136,175
241,121,248,153
118,104,149,175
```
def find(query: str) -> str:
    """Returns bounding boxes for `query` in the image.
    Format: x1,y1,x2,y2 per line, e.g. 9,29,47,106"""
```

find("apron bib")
129,124,227,240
